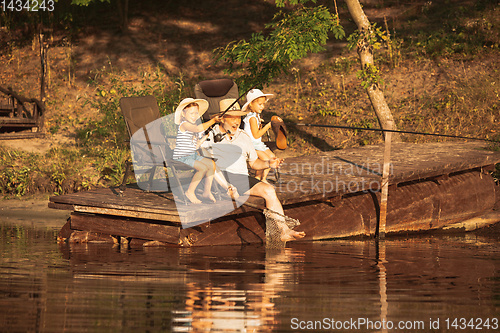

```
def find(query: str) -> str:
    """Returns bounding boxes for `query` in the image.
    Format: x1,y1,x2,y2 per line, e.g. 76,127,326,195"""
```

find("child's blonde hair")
181,103,199,121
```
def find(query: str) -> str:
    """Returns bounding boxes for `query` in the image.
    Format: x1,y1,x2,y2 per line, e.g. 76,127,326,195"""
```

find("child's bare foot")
201,192,216,203
227,185,239,199
185,191,201,204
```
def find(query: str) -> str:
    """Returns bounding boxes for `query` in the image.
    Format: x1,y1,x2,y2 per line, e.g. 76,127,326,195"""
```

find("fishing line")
286,122,499,143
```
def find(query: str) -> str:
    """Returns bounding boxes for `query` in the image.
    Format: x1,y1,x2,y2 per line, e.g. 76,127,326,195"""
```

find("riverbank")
1,194,70,228
1,0,499,198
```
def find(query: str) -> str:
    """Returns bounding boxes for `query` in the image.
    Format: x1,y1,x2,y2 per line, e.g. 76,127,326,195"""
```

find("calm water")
1,212,499,332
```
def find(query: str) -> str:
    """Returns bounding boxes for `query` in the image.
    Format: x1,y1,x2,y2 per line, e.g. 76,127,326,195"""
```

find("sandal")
271,115,287,150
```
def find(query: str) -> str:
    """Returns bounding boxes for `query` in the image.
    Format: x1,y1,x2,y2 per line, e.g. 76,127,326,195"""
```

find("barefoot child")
242,89,275,182
173,98,238,204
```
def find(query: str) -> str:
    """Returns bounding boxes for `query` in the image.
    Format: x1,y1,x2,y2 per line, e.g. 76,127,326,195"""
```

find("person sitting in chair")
173,98,238,204
242,88,276,183
204,98,305,242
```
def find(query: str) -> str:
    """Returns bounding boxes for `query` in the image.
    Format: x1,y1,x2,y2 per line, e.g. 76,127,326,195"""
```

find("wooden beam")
74,205,182,223
70,213,180,244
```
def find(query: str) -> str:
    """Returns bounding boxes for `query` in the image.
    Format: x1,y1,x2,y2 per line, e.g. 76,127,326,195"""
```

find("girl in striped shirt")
173,98,237,204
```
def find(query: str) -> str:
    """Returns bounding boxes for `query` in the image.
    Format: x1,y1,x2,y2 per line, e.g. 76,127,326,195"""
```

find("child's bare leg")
255,150,269,181
199,158,216,203
261,149,275,182
186,161,209,204
255,150,275,182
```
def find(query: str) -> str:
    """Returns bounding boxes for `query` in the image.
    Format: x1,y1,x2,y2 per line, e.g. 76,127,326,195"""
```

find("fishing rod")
211,82,261,143
286,122,500,143
220,83,259,116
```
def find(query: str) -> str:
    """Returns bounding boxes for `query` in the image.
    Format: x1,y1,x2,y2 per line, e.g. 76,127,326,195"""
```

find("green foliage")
356,63,384,89
400,0,500,60
215,5,344,91
71,0,110,5
50,170,66,195
408,27,497,59
1,166,32,196
493,163,500,185
345,22,390,90
275,0,317,7
78,67,185,149
347,22,389,52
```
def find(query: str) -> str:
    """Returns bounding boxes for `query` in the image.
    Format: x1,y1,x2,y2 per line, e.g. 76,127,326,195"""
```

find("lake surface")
1,205,499,332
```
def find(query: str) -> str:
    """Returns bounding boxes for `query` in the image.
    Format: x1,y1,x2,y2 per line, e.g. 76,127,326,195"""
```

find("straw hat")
220,98,248,116
174,98,209,124
241,89,273,112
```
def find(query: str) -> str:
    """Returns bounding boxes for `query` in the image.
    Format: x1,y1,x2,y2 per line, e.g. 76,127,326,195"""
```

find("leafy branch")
347,22,389,52
215,5,344,91
357,63,384,89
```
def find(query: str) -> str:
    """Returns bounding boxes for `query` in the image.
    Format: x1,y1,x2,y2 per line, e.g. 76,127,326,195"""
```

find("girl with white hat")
242,89,275,183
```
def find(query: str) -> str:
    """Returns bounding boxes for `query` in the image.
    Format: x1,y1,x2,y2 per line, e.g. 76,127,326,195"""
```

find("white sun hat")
174,98,209,124
241,89,274,112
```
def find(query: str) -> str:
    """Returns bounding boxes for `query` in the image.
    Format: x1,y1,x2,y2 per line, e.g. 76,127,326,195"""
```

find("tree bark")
117,0,129,33
344,0,401,142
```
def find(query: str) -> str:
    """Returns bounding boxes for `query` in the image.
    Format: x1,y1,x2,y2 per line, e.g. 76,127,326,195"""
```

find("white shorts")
253,141,269,152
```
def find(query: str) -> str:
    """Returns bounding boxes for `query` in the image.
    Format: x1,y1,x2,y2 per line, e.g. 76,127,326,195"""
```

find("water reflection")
1,219,500,332
170,248,303,332
377,241,389,333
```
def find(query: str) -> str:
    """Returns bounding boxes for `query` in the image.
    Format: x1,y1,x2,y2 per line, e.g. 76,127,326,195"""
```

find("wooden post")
378,119,393,239
39,32,46,102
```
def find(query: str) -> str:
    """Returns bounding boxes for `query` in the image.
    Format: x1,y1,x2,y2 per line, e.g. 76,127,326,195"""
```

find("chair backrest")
120,95,168,165
120,95,161,138
194,79,239,121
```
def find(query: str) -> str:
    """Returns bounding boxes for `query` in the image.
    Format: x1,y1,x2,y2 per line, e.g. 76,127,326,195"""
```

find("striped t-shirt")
173,121,202,159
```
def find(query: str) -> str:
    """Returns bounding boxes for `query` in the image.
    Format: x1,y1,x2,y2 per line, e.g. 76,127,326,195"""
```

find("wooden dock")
50,141,500,246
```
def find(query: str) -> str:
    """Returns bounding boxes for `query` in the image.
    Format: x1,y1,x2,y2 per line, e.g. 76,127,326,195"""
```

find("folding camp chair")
118,95,197,204
194,78,239,121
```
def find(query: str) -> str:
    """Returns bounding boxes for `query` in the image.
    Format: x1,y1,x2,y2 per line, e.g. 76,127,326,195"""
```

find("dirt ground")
0,193,70,227
0,0,460,153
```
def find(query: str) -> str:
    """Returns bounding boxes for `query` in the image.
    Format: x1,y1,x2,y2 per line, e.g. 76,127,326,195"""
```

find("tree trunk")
344,0,401,142
117,0,129,33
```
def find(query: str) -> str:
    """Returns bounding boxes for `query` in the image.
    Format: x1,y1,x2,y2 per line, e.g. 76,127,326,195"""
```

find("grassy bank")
1,0,499,198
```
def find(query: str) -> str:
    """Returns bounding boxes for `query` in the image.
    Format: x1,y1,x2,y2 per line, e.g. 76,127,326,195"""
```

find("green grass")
0,67,189,198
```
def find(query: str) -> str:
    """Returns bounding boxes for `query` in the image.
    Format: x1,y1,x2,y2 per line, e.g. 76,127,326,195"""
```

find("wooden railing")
0,85,45,139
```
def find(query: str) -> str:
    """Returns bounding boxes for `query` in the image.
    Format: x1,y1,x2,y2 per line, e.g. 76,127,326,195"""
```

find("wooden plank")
0,133,44,140
179,212,266,246
63,169,498,246
277,141,500,198
52,185,270,223
74,205,182,223
284,170,498,241
51,187,181,216
48,202,74,211
70,213,180,244
0,118,37,124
